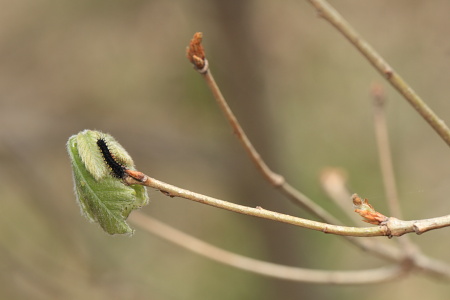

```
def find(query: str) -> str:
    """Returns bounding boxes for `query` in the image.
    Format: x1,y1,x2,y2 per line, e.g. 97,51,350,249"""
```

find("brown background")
1,1,450,299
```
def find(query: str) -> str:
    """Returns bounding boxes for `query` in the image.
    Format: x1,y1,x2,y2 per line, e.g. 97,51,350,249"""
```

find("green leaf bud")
67,130,149,235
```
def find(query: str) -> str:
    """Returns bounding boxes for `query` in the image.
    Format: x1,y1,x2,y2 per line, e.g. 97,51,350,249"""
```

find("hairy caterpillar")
96,138,126,178
67,130,149,235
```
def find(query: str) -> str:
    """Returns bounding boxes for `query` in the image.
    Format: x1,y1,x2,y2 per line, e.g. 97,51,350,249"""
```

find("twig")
186,32,341,225
124,171,450,238
202,68,341,222
320,168,359,224
125,172,384,237
129,212,406,284
306,0,450,148
371,83,417,259
371,83,402,218
125,169,450,278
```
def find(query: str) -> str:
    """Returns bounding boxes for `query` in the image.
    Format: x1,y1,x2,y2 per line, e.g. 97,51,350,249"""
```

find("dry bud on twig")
186,32,208,72
352,194,388,225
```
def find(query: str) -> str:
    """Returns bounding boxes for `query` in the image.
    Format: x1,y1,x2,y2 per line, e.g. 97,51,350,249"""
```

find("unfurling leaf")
67,130,149,235
352,194,387,225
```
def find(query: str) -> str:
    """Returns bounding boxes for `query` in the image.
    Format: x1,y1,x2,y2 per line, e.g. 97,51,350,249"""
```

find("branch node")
381,218,393,238
271,174,285,188
413,222,424,235
315,9,324,18
384,68,393,79
195,58,209,74
160,190,175,198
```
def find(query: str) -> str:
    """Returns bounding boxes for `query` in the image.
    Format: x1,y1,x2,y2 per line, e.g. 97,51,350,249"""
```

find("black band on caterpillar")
97,138,126,178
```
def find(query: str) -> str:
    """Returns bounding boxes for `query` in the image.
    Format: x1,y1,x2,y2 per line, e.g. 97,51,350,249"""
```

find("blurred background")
1,0,450,299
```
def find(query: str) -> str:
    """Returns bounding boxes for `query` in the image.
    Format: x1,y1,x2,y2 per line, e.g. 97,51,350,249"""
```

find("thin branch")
129,212,406,284
186,32,341,226
124,170,450,238
414,254,450,280
125,171,384,237
371,83,418,258
371,83,402,218
307,0,450,148
126,169,450,279
320,168,359,224
202,68,341,221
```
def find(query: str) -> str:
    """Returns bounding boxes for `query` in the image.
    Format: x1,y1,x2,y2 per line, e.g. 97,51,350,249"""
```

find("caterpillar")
97,138,126,178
